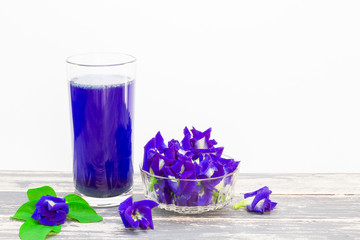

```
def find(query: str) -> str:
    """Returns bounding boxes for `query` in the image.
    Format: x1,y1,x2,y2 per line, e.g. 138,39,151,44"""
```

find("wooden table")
1,171,359,239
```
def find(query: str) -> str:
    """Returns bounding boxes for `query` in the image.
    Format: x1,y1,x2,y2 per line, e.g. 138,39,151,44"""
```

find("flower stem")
232,199,247,209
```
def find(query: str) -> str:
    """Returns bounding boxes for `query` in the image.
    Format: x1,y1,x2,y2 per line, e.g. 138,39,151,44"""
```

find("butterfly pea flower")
143,137,156,172
189,147,224,160
143,127,241,207
143,132,171,172
190,127,218,149
196,154,218,178
232,186,277,214
193,183,214,206
118,197,158,230
155,131,167,154
164,145,176,163
168,139,182,151
181,127,193,150
153,180,173,204
31,195,69,226
149,150,174,176
171,160,198,196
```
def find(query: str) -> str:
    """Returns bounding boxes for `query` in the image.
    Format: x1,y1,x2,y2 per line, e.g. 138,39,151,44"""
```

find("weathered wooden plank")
3,219,360,240
1,171,360,194
1,194,360,239
1,171,360,239
2,194,360,222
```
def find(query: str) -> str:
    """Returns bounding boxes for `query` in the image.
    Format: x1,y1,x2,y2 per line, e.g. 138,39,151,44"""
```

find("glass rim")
66,52,136,67
139,163,240,182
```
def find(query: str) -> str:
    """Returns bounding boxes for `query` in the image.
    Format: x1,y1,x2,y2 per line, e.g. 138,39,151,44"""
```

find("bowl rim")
139,160,240,182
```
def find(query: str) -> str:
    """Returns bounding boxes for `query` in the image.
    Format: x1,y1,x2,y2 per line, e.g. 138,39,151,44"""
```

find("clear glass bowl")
140,163,239,214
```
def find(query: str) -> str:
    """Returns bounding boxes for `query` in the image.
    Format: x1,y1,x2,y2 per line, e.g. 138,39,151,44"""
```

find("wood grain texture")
0,171,359,239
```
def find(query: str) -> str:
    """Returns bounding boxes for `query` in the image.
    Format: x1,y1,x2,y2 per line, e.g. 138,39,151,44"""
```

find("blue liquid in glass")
70,75,134,198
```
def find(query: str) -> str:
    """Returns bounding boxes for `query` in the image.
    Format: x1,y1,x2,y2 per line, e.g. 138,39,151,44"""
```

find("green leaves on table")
11,200,37,221
19,219,61,240
27,186,57,201
67,202,103,223
65,194,103,223
11,186,103,240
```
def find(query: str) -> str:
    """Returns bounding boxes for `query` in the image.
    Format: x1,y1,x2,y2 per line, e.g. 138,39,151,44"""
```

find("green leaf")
149,176,158,192
212,190,219,203
11,200,37,221
67,202,103,223
27,186,57,201
64,194,90,206
19,219,61,240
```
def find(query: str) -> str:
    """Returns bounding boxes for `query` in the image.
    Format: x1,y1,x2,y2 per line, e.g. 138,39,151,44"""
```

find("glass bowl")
140,163,239,214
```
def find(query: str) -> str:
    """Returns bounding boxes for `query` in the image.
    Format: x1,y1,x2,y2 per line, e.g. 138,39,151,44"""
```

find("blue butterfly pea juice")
70,74,134,202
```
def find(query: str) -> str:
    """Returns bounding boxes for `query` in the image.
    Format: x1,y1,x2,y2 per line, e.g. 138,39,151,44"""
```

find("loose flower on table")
31,195,69,226
232,186,277,214
118,196,159,230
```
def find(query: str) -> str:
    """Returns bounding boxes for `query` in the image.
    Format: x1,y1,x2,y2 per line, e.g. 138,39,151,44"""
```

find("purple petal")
46,212,67,224
137,206,154,229
124,207,139,228
181,170,194,179
170,160,184,178
181,131,192,150
49,202,68,212
119,213,131,228
164,146,176,163
192,127,212,149
207,139,218,148
175,195,189,206
269,201,278,211
244,186,271,199
118,197,138,228
150,154,165,176
197,187,214,206
143,138,156,171
39,218,61,226
197,155,218,178
31,195,69,226
31,209,41,221
163,165,175,178
168,139,181,151
118,196,133,213
250,188,272,211
248,198,271,214
138,217,150,230
155,131,167,153
176,181,197,196
183,126,191,137
244,186,277,213
190,127,202,138
154,180,173,204
133,200,159,210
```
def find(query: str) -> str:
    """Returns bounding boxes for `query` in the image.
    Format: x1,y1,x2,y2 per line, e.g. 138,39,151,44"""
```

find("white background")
0,0,359,173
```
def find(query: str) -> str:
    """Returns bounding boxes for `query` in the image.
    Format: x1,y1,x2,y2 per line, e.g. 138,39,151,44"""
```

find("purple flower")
232,186,277,214
143,137,156,172
192,183,214,206
31,195,69,226
181,127,192,150
118,197,159,229
154,179,174,204
190,127,218,149
142,127,241,207
155,131,167,154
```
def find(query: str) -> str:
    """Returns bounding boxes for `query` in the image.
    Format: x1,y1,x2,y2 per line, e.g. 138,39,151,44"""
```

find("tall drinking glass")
66,53,136,207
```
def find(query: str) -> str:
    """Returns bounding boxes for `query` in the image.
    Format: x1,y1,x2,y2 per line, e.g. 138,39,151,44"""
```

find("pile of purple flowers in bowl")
140,127,240,214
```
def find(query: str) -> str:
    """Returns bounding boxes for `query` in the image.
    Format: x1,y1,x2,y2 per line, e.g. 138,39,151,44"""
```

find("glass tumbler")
66,53,136,207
